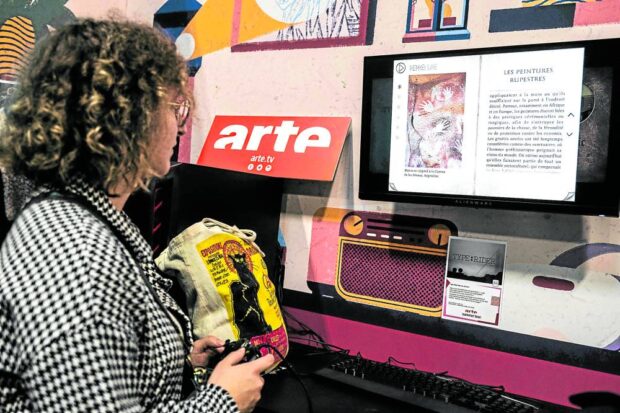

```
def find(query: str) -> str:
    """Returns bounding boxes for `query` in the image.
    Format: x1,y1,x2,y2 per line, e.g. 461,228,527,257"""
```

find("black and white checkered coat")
0,179,239,413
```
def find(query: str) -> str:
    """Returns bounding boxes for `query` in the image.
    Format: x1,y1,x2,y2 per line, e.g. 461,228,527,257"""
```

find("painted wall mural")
522,0,601,6
302,206,620,350
0,0,75,107
232,0,372,52
306,208,456,317
490,0,619,32
154,0,203,76
171,0,373,60
403,0,470,43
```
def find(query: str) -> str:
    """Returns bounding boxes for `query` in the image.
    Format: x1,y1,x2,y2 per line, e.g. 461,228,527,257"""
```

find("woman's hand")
208,349,275,413
190,335,225,367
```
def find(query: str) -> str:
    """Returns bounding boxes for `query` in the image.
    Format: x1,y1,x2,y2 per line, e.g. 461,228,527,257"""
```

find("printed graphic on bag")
156,218,288,365
196,233,287,357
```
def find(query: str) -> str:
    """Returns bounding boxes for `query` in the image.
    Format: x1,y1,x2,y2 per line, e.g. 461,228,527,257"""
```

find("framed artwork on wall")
403,0,470,43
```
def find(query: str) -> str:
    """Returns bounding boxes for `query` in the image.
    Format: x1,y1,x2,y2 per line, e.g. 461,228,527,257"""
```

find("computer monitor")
359,39,620,216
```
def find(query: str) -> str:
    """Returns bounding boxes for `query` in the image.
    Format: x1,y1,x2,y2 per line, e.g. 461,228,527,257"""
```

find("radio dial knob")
343,214,364,236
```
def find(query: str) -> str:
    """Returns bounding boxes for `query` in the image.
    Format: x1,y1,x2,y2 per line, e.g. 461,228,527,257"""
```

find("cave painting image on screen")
407,73,465,170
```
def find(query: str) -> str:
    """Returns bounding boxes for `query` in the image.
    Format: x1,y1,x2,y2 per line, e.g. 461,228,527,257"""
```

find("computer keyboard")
312,352,542,413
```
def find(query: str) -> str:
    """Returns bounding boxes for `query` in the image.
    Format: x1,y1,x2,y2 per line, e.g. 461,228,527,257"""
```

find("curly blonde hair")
0,18,189,191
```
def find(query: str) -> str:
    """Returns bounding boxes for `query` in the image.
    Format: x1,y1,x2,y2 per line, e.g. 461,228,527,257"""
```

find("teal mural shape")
1,0,76,106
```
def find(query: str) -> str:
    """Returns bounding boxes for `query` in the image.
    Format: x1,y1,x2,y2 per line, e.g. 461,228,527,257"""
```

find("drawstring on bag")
201,218,265,257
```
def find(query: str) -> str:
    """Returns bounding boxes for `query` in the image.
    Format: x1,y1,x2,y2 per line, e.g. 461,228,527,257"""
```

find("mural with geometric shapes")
490,0,619,32
173,0,373,59
0,0,75,107
232,0,373,52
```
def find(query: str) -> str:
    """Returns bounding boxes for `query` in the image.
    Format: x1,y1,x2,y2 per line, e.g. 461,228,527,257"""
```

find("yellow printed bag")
156,218,288,362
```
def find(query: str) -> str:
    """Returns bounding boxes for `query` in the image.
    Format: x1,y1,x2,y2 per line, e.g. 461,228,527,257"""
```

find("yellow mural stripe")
2,22,35,43
5,17,35,36
314,207,351,223
0,16,35,80
0,49,27,60
0,32,35,50
0,63,21,70
0,51,28,62
0,62,26,73
0,42,31,55
0,59,27,78
13,16,35,32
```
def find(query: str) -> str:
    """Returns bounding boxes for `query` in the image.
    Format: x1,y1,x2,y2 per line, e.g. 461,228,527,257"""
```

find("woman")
0,19,273,412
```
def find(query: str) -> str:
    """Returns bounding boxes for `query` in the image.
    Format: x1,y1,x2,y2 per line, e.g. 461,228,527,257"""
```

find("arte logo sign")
196,115,351,180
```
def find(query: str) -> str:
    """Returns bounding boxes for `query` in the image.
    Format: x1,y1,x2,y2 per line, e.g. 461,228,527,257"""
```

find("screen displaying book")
360,40,620,216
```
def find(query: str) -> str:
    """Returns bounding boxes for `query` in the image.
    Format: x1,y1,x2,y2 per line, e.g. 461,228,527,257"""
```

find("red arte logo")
197,115,351,180
212,120,332,153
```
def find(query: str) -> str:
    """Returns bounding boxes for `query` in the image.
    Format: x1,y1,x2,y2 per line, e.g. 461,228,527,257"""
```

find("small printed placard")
442,236,507,326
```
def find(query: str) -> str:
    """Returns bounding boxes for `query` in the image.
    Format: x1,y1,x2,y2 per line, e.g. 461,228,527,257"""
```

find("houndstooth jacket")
0,178,240,413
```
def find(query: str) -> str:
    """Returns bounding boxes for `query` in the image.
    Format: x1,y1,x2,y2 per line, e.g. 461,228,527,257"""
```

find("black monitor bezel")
359,39,620,217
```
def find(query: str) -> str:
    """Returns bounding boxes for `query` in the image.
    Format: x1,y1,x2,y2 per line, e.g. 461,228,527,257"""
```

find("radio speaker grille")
338,241,446,311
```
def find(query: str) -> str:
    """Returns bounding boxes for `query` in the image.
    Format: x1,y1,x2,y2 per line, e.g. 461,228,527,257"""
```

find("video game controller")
210,339,263,365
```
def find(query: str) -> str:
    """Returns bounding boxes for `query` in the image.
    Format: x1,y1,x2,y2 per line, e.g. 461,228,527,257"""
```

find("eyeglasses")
168,99,191,127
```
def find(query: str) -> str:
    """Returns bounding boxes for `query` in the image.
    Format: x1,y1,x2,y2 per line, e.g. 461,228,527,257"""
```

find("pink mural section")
489,0,620,32
286,307,620,408
307,207,343,286
574,0,620,25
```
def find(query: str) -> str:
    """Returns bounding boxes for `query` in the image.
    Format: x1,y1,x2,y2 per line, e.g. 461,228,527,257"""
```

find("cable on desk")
289,336,350,356
434,371,505,393
386,356,417,370
283,309,327,348
258,343,315,413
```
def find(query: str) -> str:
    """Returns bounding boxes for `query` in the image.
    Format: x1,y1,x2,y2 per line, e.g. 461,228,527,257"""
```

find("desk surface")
257,369,427,413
